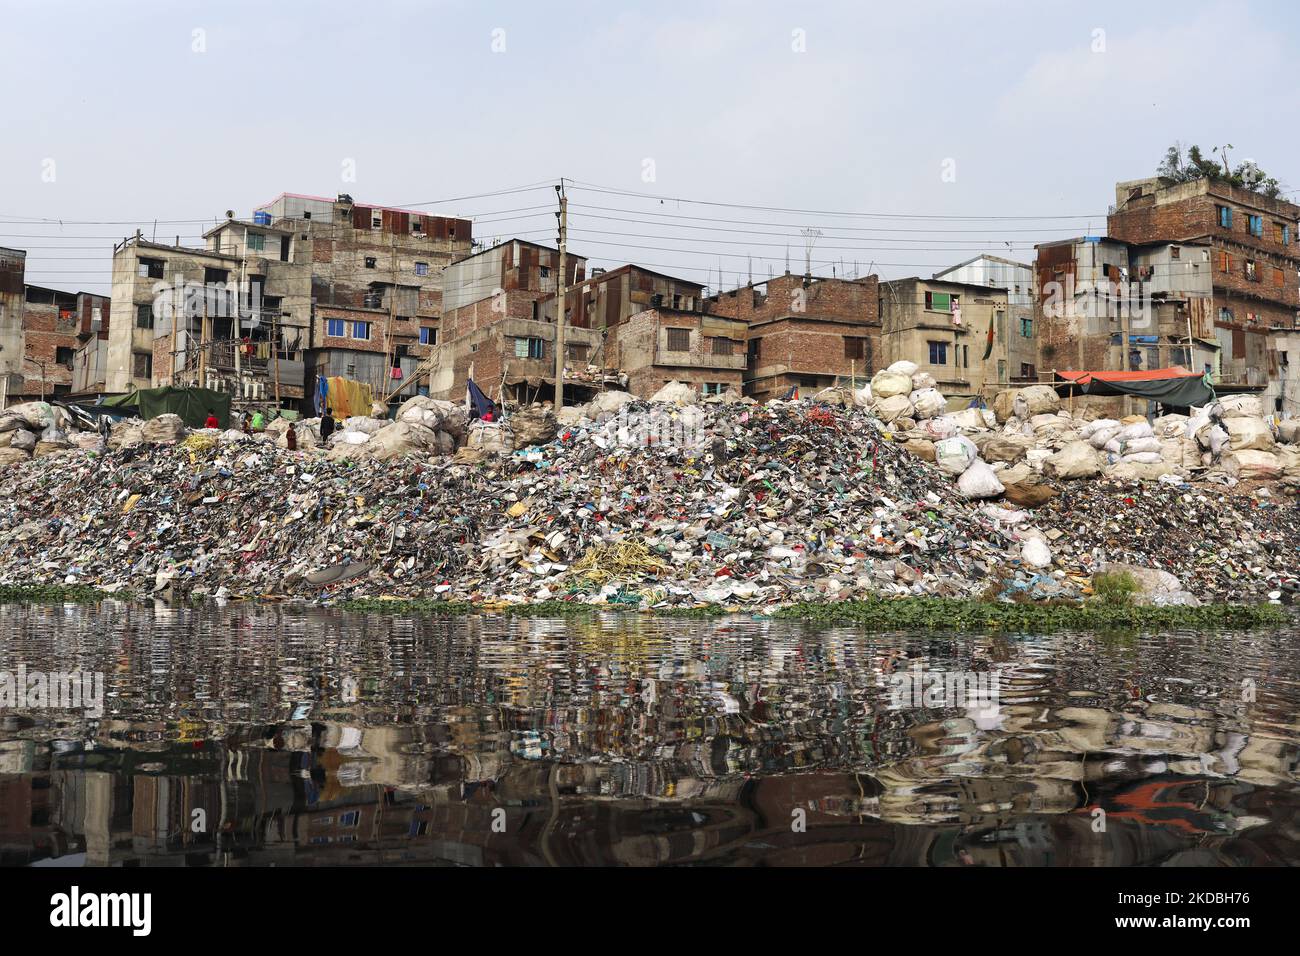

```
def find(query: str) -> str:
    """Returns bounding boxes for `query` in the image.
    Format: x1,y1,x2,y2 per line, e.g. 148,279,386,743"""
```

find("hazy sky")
3,0,1297,292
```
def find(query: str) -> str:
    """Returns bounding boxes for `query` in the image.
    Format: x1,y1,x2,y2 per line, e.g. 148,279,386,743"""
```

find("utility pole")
553,179,568,409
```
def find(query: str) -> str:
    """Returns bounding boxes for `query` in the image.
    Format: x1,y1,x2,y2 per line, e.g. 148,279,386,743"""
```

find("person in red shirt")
204,409,219,429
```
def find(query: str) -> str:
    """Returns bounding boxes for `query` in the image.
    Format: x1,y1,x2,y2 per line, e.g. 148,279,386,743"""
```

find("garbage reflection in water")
0,601,1296,867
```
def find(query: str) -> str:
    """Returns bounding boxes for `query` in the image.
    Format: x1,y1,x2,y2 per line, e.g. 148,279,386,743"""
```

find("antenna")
800,227,822,280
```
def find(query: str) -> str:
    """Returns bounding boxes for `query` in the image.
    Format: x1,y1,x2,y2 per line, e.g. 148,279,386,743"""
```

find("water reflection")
0,602,1296,866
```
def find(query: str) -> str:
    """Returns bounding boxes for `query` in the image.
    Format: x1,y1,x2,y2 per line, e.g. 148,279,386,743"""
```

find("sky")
2,0,1298,292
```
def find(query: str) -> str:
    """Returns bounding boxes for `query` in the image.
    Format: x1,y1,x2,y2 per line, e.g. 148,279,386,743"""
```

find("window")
364,256,377,269
748,337,762,359
280,235,291,261
56,346,74,366
702,382,726,395
132,352,152,380
350,321,371,340
1020,362,1036,380
411,218,422,233
540,265,550,279
666,328,691,351
1020,317,1033,337
843,336,866,360
1245,259,1258,281
1281,224,1291,246
997,359,1007,382
924,291,956,312
135,303,155,329
418,327,436,345
567,343,589,362
1218,307,1234,324
339,811,360,827
515,336,544,359
326,318,345,337
371,213,383,229
1170,245,1180,260
1274,267,1285,288
415,261,429,276
927,340,948,365
137,258,164,279
246,231,265,252
303,211,312,220
1217,205,1233,229
1247,214,1263,237
711,337,735,356
1281,351,1289,367
962,344,969,368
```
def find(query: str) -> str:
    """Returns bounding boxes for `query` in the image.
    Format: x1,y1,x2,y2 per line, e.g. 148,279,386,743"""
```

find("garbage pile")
0,390,1296,609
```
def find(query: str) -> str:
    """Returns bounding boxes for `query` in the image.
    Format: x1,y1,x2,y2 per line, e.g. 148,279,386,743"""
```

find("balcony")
653,345,747,370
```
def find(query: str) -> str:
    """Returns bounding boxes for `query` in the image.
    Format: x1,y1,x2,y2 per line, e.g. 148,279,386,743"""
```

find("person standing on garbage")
242,414,252,436
320,409,336,443
251,409,265,431
204,409,219,429
286,421,298,451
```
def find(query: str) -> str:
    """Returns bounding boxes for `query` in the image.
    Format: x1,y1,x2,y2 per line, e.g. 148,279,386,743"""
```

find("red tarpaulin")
1056,366,1202,385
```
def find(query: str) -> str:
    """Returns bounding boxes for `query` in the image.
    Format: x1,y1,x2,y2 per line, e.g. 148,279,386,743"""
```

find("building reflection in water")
0,601,1296,866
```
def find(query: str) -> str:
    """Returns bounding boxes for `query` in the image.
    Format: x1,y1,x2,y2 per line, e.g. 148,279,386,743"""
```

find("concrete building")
708,273,881,402
933,254,1038,388
1106,176,1300,415
879,276,1016,400
103,193,472,410
0,248,27,402
1034,235,1221,407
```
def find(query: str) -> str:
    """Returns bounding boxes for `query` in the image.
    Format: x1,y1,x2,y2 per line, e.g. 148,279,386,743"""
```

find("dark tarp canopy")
1054,367,1216,408
100,386,232,429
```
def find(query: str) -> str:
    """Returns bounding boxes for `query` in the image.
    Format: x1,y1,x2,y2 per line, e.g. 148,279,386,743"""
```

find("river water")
0,600,1296,867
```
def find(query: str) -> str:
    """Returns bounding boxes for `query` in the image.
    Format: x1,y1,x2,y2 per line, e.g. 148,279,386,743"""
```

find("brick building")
607,307,748,396
708,273,881,402
432,239,593,403
0,246,111,403
1106,177,1300,414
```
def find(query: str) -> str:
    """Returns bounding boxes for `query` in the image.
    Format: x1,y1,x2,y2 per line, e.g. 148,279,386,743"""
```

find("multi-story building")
933,254,1038,388
103,193,472,410
606,306,748,397
1106,176,1300,415
708,273,881,402
433,238,593,403
0,245,111,402
0,248,27,402
879,276,1017,400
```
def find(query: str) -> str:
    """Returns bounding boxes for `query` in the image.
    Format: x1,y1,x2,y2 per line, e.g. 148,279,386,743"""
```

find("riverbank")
2,402,1298,610
0,585,1285,631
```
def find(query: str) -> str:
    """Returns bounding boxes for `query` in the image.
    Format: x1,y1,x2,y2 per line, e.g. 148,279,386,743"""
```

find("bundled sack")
1220,449,1281,480
935,435,979,475
886,360,919,377
870,370,912,399
910,371,937,391
1219,394,1263,419
1088,424,1122,450
1151,413,1190,438
1043,441,1102,479
873,394,914,423
1012,385,1061,420
1079,418,1120,440
909,387,946,420
1224,417,1275,452
957,458,1005,499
